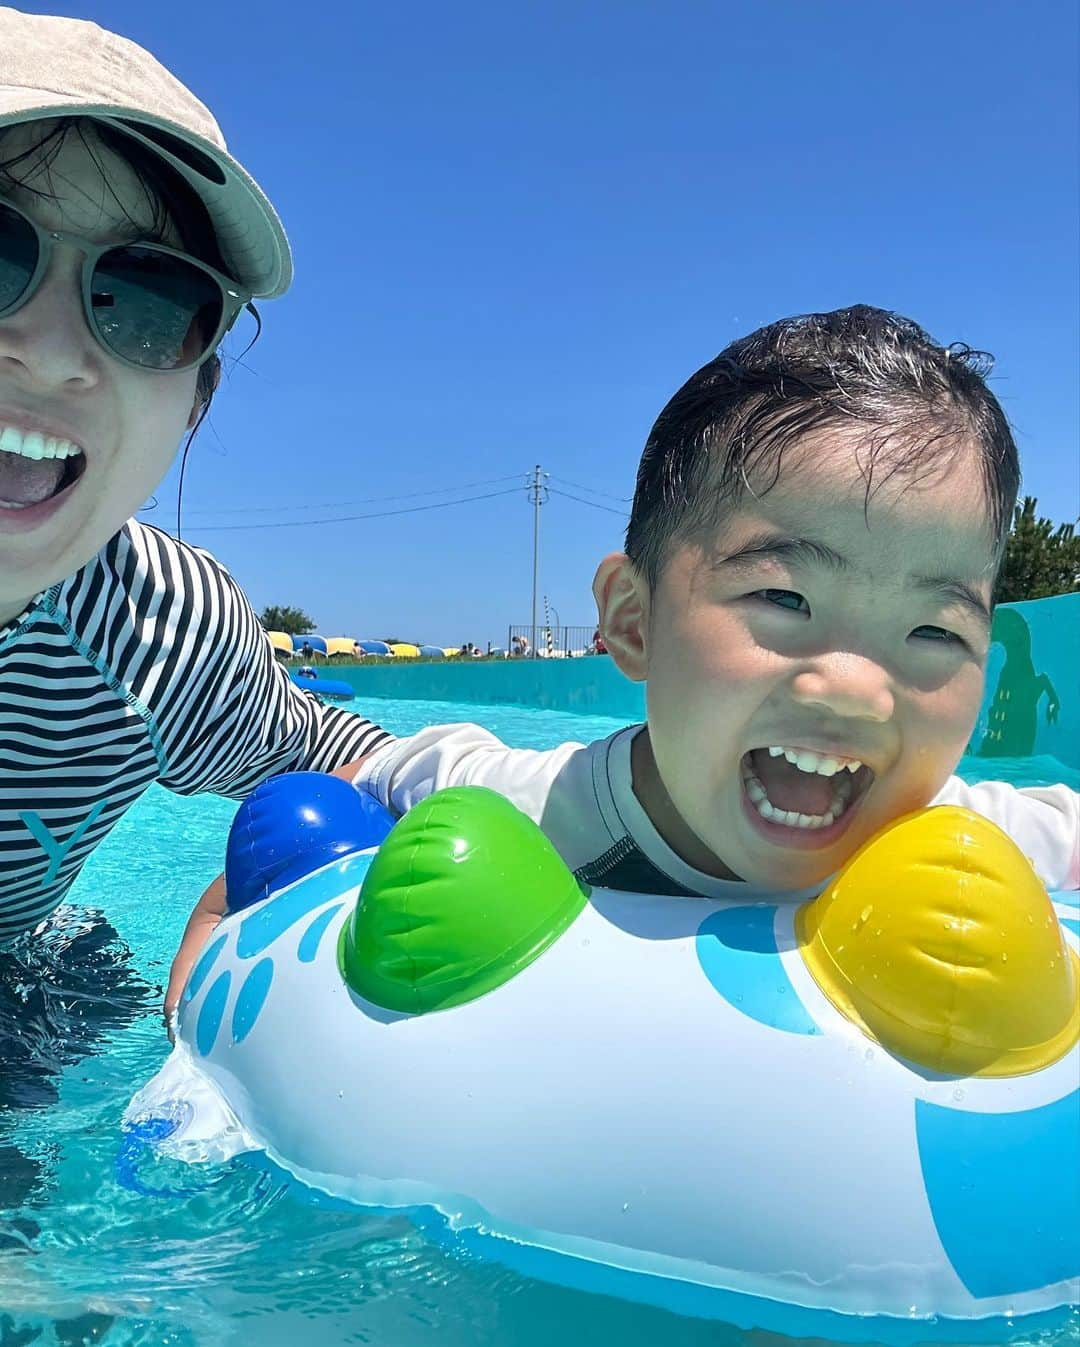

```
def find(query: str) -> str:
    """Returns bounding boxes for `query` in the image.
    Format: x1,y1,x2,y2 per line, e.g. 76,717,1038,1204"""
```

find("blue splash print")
236,852,371,959
196,971,231,1058
696,906,820,1035
182,932,227,1005
916,1090,1080,1298
299,903,344,963
232,958,275,1044
189,856,368,1054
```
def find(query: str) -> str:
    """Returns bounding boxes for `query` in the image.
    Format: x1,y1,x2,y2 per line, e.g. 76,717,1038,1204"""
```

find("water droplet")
1001,952,1008,963
864,1048,874,1060
337,1090,344,1099
944,920,954,931
621,1202,629,1213
952,1088,966,1102
874,928,882,937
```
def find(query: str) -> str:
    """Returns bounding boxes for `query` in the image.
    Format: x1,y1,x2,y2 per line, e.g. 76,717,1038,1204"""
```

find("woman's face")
0,122,202,626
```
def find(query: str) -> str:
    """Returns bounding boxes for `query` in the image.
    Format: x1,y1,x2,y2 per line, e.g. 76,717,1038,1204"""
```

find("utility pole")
528,465,548,658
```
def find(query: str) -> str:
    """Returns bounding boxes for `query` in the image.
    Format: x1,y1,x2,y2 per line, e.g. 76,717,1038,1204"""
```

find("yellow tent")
266,630,292,655
443,647,460,657
324,637,359,658
389,643,420,658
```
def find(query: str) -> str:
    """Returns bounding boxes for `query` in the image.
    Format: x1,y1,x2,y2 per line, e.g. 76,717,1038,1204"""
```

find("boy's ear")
592,552,649,682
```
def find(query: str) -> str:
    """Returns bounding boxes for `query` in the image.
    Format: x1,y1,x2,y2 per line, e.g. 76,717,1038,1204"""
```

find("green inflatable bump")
339,786,589,1014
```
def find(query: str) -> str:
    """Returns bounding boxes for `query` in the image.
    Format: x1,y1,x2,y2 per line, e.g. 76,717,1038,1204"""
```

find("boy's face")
595,433,997,891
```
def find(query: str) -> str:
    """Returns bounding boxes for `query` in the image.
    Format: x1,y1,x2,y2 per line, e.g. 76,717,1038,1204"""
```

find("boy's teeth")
766,746,863,777
754,796,835,830
743,758,852,830
0,424,81,461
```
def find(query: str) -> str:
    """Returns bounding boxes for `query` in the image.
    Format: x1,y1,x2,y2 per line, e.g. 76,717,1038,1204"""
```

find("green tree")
259,605,317,634
993,497,1080,604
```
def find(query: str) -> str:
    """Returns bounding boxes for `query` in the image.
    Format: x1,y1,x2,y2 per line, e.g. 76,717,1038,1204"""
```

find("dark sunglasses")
0,193,249,372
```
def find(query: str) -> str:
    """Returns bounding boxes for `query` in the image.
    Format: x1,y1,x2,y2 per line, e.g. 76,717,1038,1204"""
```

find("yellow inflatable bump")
796,806,1079,1077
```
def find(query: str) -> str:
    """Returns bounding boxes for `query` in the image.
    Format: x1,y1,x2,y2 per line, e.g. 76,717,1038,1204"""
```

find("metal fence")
506,624,604,658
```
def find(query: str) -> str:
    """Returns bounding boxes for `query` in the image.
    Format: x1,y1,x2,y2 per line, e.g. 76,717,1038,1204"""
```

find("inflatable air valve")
797,805,1080,1076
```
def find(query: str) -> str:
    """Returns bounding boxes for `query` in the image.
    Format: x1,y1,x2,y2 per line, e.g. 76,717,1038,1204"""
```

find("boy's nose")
0,252,101,391
790,654,895,723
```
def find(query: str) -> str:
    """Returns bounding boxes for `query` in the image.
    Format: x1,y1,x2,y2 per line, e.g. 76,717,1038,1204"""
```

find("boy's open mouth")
740,746,874,834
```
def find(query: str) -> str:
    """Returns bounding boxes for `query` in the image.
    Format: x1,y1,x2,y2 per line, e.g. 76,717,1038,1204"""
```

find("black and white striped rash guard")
0,520,392,947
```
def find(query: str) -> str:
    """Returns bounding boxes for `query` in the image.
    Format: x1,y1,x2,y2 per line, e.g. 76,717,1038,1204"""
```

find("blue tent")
418,645,445,659
358,640,391,655
291,634,327,653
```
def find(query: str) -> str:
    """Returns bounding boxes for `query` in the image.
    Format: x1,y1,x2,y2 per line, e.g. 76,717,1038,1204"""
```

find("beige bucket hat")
0,6,292,297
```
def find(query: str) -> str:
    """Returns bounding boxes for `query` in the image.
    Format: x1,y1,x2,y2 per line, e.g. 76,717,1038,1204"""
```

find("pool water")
0,697,1076,1347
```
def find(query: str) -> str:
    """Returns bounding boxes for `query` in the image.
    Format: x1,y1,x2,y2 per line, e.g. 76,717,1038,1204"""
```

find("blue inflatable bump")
225,774,394,912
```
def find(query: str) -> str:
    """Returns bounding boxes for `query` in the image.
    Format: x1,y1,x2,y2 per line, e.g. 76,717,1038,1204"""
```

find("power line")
179,472,529,517
547,487,629,517
548,474,631,503
187,485,524,532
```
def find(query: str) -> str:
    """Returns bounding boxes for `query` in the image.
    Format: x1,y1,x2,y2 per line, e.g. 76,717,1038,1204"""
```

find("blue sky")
54,1,1080,646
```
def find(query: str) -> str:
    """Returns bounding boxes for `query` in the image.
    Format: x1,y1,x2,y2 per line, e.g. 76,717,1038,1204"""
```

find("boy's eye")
760,588,809,613
911,624,964,646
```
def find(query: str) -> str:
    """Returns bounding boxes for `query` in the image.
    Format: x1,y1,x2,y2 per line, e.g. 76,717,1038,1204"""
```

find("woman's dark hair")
0,115,237,407
625,305,1020,587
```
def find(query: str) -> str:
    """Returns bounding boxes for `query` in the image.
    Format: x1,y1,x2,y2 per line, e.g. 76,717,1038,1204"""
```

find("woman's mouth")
0,423,87,527
740,745,874,845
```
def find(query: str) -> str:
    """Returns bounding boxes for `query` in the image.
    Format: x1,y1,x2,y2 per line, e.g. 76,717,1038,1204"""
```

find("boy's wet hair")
625,305,1020,587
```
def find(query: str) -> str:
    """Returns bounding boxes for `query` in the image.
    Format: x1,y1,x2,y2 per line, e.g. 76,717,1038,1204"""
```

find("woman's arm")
164,870,227,1032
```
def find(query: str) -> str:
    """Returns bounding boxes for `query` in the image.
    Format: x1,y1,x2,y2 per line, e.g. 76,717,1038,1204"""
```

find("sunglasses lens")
0,202,38,313
91,247,224,370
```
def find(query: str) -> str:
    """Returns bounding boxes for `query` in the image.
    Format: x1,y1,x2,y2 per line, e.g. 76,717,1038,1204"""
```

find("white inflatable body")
131,815,1080,1344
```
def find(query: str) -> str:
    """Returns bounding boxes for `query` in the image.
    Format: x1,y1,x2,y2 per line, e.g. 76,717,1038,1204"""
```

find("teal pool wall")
332,650,648,720
329,592,1078,768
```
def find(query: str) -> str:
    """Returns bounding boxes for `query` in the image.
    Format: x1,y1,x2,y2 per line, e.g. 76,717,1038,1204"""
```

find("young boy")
167,303,1078,1013
349,305,1078,899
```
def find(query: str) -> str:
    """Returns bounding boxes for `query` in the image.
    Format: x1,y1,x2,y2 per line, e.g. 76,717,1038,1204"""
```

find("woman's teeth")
744,748,860,830
0,424,82,461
